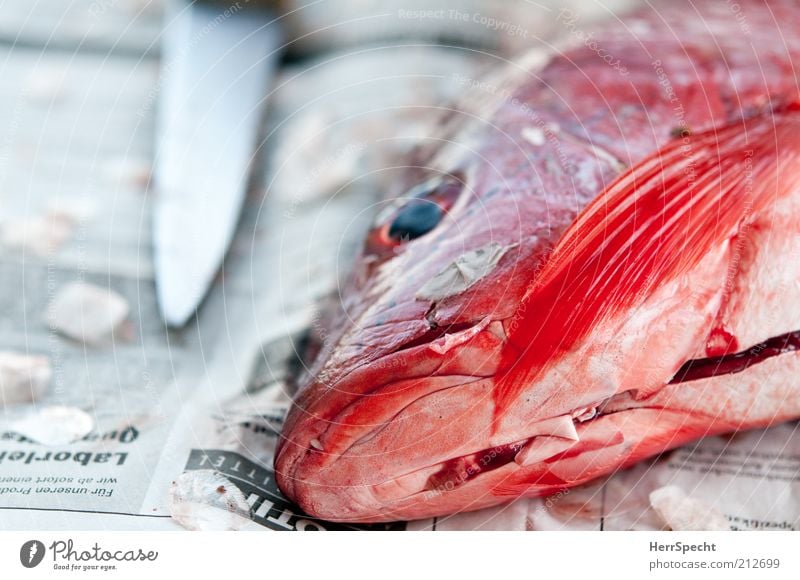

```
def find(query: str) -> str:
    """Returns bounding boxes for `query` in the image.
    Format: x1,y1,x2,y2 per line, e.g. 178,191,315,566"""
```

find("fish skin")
275,0,800,522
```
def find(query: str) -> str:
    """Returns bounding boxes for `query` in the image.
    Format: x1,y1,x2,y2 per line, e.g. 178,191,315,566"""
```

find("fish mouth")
275,328,800,522
415,326,800,497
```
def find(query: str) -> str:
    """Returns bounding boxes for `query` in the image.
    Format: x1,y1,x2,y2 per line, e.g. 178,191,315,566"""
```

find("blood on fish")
671,329,800,383
705,326,739,357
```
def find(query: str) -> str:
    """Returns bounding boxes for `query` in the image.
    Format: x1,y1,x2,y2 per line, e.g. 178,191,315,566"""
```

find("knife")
153,0,281,327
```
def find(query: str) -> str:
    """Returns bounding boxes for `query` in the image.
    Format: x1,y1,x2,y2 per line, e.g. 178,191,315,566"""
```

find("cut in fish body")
275,0,800,522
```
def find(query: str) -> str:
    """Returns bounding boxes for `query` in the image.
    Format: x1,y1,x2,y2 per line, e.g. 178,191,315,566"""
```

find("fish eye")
388,201,442,241
374,175,463,246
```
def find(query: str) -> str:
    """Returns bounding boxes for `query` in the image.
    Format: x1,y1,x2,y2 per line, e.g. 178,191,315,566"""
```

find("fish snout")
274,366,501,521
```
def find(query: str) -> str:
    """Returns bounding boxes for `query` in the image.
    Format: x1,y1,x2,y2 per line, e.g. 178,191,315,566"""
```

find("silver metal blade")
153,1,280,327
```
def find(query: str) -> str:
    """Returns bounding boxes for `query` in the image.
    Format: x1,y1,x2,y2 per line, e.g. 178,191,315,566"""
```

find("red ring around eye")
365,174,465,257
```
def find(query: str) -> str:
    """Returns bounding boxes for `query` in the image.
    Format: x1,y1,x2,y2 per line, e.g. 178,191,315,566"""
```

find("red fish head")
275,84,800,522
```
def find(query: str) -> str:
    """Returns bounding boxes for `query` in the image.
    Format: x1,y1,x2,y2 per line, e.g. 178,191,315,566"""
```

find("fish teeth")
489,414,579,448
512,415,581,466
537,414,579,440
515,435,578,467
572,406,598,422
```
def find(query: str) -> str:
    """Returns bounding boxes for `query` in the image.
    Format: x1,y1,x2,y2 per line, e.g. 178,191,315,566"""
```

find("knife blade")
153,0,281,327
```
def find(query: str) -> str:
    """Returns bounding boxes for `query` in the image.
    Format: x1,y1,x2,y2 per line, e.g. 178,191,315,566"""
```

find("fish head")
273,161,614,522
275,80,800,522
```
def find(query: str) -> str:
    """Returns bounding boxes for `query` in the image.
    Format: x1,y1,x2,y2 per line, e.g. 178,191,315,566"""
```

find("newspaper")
1,0,799,532
0,38,491,531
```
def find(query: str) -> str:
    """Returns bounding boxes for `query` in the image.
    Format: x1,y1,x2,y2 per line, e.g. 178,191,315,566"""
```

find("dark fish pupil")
388,202,442,241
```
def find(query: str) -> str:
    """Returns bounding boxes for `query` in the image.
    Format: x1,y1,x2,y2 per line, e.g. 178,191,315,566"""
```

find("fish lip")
275,374,490,520
275,430,554,522
275,375,483,476
275,399,599,522
278,364,494,469
274,420,390,522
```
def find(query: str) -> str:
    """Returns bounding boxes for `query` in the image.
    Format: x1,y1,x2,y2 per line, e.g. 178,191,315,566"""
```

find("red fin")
496,105,800,414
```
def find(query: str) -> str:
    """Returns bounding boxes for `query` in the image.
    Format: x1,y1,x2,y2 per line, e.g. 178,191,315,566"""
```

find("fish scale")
276,0,800,522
